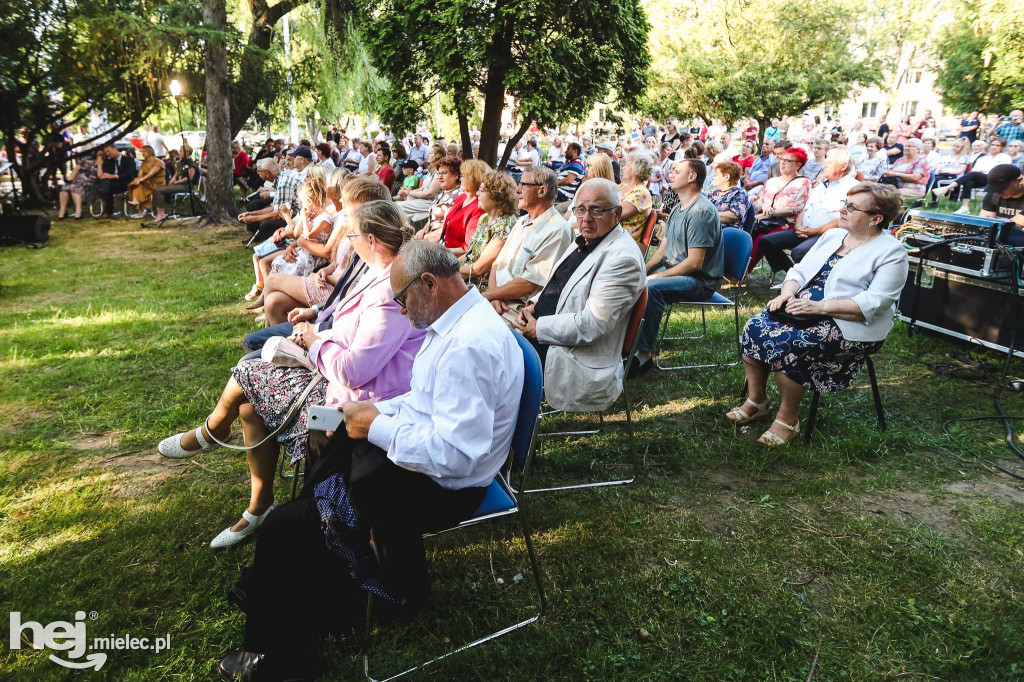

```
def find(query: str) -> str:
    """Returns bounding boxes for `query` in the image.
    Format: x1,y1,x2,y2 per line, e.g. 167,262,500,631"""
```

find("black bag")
767,307,829,329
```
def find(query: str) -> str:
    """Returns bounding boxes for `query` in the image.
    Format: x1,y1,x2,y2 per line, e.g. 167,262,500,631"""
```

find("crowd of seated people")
144,111,1024,680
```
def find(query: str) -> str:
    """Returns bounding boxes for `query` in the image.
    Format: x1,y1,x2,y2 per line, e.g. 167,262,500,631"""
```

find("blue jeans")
243,322,293,353
636,275,713,353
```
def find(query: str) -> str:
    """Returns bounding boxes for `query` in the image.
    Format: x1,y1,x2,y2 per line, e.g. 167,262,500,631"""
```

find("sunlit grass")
1,216,1023,680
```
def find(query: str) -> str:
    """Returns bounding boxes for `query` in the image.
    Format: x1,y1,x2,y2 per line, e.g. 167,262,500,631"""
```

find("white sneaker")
210,503,278,549
158,427,210,459
953,206,971,215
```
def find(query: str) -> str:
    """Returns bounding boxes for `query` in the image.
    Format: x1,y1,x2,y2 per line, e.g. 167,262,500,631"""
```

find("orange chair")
526,287,649,493
637,209,658,260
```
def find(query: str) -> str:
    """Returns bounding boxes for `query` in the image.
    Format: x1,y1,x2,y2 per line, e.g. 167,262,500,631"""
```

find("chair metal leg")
804,391,820,445
537,410,603,439
865,356,886,430
655,304,741,371
362,509,545,682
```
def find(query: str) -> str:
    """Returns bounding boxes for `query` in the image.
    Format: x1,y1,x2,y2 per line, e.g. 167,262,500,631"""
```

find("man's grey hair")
526,166,558,201
903,137,923,149
256,157,279,174
399,240,460,277
578,177,621,207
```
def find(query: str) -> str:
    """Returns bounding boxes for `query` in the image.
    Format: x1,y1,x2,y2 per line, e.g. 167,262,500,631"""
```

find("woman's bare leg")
265,290,307,326
58,191,69,217
231,402,279,531
727,355,771,424
179,376,246,450
72,193,83,217
764,370,806,441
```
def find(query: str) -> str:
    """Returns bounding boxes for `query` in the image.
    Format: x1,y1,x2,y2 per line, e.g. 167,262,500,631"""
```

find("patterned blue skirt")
740,312,882,394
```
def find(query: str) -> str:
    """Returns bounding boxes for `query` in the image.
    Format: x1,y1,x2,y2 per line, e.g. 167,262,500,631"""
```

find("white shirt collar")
429,287,483,338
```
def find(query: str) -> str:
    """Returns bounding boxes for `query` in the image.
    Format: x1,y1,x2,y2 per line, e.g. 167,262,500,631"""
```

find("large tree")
932,0,1024,114
203,0,235,221
643,0,880,141
0,0,180,204
332,0,651,167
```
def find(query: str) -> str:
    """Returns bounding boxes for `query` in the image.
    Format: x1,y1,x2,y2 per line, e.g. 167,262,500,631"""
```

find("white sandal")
726,398,772,426
210,503,277,549
758,418,800,446
158,427,211,459
244,284,262,301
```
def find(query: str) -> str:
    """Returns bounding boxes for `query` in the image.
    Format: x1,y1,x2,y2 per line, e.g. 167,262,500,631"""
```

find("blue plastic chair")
363,330,546,681
654,227,754,370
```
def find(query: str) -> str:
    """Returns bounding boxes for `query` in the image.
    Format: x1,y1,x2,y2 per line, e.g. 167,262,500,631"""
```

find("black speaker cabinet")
0,215,50,245
898,262,1024,359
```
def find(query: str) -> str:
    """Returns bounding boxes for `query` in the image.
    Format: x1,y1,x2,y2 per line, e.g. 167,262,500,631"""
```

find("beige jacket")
535,225,646,412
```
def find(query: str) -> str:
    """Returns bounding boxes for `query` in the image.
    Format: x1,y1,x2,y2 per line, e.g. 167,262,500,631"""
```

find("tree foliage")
0,0,190,201
932,0,1024,113
331,0,651,166
643,0,879,135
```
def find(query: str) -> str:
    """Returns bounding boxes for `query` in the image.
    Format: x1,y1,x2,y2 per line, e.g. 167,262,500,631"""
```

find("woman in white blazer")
726,182,909,445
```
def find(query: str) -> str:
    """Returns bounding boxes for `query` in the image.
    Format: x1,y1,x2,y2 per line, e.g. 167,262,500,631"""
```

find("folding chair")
637,210,658,261
805,355,886,444
89,192,128,217
362,330,546,681
527,287,649,493
654,227,753,370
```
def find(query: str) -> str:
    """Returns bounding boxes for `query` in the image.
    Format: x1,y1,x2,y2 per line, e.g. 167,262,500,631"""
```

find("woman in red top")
732,140,756,173
440,159,488,253
232,140,250,192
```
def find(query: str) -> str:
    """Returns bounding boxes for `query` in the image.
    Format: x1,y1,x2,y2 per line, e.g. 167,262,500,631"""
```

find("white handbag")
261,335,317,371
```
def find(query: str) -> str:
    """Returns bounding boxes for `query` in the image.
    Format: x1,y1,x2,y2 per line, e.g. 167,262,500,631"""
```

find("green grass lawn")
2,216,1024,681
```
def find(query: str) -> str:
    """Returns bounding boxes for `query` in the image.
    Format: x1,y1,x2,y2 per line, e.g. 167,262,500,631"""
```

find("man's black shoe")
217,648,320,682
626,355,655,379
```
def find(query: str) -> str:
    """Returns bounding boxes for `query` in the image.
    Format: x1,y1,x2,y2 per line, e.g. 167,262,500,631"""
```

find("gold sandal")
758,418,800,446
726,398,772,425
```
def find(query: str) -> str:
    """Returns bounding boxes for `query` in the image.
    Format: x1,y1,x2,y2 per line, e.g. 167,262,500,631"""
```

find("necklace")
837,232,876,255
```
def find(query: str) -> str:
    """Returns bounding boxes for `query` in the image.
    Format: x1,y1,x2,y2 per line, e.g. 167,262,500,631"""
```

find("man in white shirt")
760,149,858,272
148,125,167,158
485,166,573,319
217,241,525,682
546,136,566,167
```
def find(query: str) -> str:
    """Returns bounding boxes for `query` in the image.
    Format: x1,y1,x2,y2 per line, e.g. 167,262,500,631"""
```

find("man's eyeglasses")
393,273,423,308
518,180,543,187
839,200,878,215
573,204,618,218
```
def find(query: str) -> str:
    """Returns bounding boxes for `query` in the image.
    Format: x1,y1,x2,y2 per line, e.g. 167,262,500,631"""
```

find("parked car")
939,128,958,142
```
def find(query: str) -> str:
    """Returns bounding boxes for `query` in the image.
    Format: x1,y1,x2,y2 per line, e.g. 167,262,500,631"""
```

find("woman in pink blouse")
747,146,813,273
158,201,425,549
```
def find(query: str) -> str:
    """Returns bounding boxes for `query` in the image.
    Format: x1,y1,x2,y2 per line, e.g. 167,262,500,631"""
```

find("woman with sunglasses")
729,182,908,446
158,201,425,548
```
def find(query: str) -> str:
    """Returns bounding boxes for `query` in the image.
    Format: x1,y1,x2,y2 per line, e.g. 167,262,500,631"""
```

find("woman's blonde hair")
355,200,413,255
141,145,155,156
326,168,351,198
461,159,490,194
586,153,614,181
479,170,518,217
428,143,447,173
298,165,329,210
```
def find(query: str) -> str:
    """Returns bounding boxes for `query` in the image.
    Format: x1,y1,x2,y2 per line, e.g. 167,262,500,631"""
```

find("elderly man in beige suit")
514,178,647,412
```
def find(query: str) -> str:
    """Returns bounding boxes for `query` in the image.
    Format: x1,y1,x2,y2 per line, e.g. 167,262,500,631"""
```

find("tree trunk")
477,21,512,168
230,0,310,140
455,87,473,159
204,0,237,222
